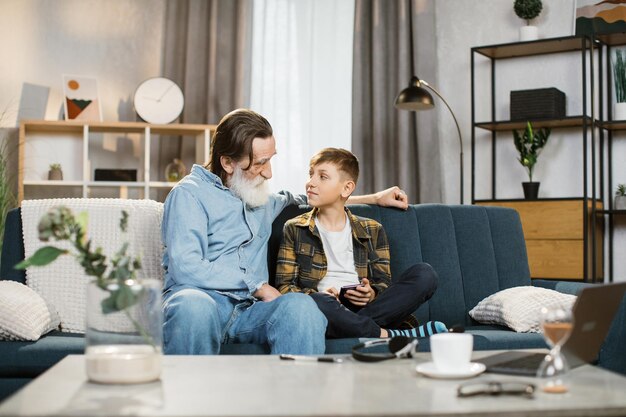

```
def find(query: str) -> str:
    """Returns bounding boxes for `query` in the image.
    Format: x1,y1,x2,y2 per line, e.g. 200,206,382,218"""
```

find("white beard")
228,166,271,208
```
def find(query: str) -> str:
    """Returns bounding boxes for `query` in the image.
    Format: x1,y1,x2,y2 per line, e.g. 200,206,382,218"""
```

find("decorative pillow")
468,286,576,333
0,281,60,341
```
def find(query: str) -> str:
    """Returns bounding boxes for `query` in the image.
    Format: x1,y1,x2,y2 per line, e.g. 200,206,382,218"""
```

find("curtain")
160,0,253,173
249,0,355,194
352,0,441,203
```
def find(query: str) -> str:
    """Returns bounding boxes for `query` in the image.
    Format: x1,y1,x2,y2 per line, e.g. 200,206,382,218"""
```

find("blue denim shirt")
162,164,305,295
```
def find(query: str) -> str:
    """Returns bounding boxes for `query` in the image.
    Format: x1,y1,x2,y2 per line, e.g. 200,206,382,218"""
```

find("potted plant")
514,0,543,41
513,121,551,200
613,49,626,120
16,207,163,384
616,184,626,210
48,163,63,180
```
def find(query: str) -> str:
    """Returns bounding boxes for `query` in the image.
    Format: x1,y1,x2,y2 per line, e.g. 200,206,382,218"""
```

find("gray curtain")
160,0,252,169
352,0,441,203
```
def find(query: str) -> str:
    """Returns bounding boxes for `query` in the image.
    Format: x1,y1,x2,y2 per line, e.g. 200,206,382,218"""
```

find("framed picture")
575,0,626,36
62,75,102,121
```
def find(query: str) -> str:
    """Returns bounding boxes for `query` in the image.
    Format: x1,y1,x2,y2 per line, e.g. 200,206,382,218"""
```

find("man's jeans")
310,263,438,338
162,286,327,355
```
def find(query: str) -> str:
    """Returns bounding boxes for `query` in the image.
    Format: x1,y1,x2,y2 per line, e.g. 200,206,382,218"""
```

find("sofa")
1,200,625,401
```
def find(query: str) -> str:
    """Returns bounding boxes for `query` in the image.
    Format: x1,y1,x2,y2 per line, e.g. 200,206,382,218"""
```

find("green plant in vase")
612,49,626,120
514,0,543,41
616,184,626,210
16,206,162,384
513,121,550,200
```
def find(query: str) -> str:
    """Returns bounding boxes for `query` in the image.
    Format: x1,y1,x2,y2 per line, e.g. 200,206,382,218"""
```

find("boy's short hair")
309,148,359,183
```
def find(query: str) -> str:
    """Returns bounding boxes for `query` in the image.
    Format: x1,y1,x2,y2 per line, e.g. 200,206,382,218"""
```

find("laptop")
476,282,626,376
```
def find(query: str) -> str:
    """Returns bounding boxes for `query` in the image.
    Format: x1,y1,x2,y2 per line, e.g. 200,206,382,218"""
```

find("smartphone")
339,284,362,312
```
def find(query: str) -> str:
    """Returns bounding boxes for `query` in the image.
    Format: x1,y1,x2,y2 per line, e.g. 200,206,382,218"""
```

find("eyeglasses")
457,381,536,398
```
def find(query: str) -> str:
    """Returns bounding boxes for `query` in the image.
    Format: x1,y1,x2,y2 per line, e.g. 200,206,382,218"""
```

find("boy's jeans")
162,285,327,355
311,263,439,338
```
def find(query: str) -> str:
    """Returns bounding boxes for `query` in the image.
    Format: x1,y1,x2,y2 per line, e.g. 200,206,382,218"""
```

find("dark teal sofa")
1,203,624,401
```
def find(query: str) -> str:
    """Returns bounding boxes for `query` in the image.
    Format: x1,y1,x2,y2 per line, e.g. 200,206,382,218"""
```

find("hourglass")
536,306,573,393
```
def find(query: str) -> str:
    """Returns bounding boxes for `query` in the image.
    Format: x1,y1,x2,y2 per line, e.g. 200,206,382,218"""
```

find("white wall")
434,0,625,281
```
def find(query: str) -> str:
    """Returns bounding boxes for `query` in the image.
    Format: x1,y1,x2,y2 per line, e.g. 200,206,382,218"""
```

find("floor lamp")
393,2,464,204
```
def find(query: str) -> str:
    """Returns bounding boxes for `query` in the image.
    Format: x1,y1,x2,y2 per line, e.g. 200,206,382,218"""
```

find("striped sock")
386,321,448,338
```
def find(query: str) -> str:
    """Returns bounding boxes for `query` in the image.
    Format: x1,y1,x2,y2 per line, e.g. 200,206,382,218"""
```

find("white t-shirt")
315,214,359,292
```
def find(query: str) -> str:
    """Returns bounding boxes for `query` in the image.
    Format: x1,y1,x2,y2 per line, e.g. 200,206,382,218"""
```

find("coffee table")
1,351,626,416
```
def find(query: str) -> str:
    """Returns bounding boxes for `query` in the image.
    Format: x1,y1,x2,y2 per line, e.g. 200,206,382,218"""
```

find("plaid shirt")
276,207,391,296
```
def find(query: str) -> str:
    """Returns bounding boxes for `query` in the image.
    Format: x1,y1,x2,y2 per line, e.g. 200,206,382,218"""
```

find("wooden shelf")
595,32,626,47
21,120,216,136
475,116,595,132
24,180,83,186
472,36,595,60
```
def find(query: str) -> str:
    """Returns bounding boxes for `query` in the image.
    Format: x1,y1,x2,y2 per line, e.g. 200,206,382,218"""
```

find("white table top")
2,351,626,416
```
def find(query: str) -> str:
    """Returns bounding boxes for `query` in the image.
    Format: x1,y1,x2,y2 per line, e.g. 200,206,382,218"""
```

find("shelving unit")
471,35,603,281
596,32,626,282
18,120,216,203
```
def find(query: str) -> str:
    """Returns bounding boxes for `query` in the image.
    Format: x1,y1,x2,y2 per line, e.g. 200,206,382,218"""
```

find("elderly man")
162,109,408,355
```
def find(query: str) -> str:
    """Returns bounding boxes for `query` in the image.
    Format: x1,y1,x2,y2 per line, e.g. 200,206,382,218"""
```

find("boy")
276,148,446,339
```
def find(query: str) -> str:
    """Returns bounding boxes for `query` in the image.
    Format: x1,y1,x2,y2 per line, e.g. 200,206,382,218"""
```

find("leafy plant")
514,0,543,25
0,115,17,264
15,207,154,345
613,49,626,104
49,163,62,171
617,184,626,197
513,122,551,183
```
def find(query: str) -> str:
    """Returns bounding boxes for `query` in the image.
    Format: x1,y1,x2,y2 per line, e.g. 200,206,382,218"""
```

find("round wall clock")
133,77,184,124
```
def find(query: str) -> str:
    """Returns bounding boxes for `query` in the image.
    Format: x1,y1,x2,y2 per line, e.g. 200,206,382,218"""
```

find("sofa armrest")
533,279,626,375
531,279,592,295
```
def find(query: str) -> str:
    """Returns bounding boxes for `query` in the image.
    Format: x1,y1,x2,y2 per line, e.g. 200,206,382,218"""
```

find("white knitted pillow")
0,281,60,341
21,198,164,334
469,286,576,333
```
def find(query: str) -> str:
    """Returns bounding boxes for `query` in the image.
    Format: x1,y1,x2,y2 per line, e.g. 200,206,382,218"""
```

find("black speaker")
94,169,137,182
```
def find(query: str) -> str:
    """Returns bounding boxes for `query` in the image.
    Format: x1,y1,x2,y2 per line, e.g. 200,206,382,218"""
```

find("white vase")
615,196,626,210
614,103,626,121
85,278,163,384
520,26,538,42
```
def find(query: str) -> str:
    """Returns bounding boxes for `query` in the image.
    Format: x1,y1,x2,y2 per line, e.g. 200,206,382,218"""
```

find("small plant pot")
520,26,538,42
48,169,63,181
615,103,626,121
615,196,626,210
522,182,540,200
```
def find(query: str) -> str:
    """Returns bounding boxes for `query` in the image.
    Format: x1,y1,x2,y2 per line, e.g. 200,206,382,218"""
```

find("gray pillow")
469,286,576,333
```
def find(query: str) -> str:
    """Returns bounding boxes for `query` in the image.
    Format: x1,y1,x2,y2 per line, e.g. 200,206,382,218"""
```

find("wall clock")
133,77,184,124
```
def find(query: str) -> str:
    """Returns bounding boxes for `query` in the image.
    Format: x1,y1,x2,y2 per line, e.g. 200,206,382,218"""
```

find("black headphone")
351,336,419,362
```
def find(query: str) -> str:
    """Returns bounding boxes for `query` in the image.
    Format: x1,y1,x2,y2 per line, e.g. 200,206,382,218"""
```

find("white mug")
430,333,473,373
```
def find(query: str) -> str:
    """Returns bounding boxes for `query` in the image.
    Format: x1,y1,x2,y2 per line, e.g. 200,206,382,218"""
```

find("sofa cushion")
0,332,84,378
0,281,60,341
469,286,577,332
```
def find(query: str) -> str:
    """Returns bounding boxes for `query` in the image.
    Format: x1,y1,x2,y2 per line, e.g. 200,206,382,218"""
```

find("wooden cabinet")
18,120,216,203
478,199,603,281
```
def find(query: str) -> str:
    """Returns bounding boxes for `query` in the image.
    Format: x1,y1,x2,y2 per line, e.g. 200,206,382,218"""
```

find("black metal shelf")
476,197,602,203
472,35,596,59
475,116,595,132
597,209,626,215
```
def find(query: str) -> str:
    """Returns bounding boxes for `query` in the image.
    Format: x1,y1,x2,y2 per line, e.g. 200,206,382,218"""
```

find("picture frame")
575,0,626,36
62,75,102,121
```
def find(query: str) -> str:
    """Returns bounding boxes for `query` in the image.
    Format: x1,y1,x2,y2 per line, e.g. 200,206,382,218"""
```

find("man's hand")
253,283,281,302
375,186,408,210
324,287,339,299
344,278,375,306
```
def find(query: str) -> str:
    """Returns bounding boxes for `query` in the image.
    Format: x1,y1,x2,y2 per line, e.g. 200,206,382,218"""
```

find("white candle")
85,345,161,384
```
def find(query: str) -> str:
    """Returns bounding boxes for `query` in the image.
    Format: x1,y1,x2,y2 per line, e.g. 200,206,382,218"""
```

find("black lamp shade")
394,78,435,111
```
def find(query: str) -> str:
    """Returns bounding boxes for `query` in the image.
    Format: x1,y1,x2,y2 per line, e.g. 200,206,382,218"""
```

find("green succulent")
616,184,626,197
513,122,551,183
49,163,62,171
514,0,543,24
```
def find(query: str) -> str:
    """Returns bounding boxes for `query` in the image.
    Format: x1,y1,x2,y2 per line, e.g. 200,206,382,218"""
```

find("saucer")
415,362,486,379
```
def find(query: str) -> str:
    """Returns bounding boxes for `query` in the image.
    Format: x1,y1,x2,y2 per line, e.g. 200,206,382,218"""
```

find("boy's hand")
324,287,339,299
345,278,375,306
253,283,281,302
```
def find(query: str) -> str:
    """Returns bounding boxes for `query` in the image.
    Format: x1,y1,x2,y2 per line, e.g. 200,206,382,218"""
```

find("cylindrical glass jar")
85,278,163,384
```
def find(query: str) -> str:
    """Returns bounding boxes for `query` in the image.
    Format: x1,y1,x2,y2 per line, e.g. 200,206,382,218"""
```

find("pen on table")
279,354,344,363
